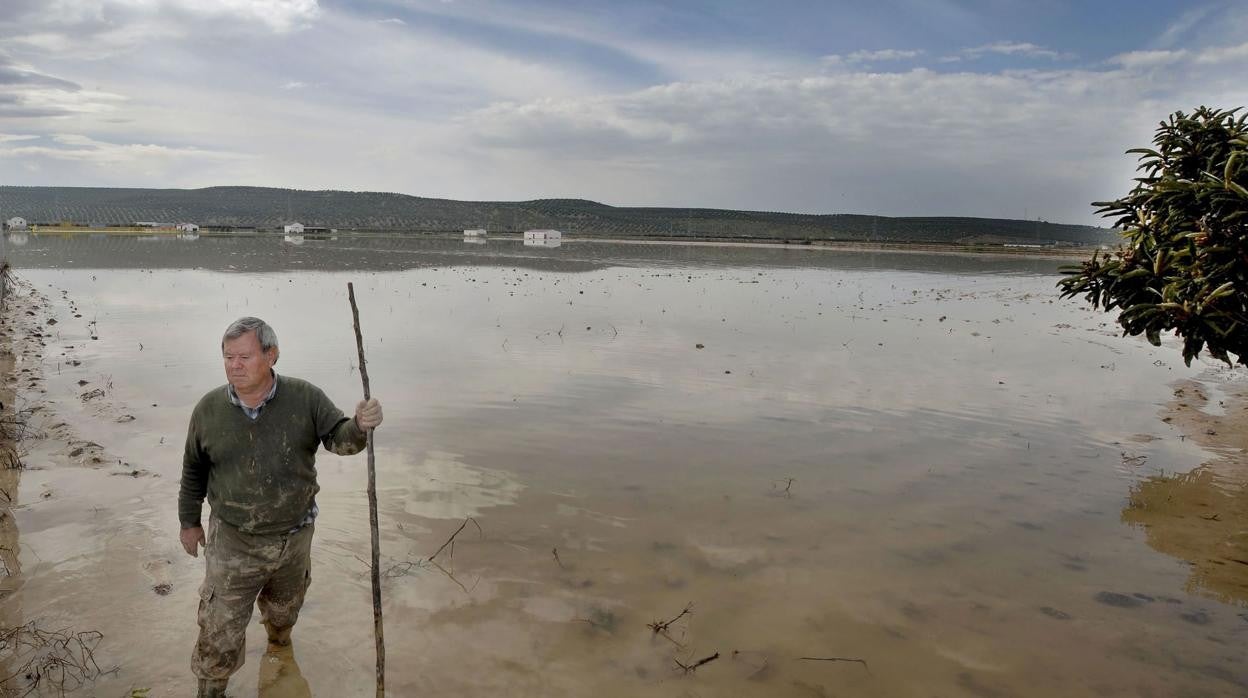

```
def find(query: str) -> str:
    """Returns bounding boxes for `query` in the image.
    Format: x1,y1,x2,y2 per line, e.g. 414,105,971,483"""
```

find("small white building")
464,228,487,237
284,222,305,234
176,222,200,233
524,229,562,241
5,216,28,231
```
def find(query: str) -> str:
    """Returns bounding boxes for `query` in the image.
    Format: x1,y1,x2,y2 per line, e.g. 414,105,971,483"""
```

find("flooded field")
1,234,1245,696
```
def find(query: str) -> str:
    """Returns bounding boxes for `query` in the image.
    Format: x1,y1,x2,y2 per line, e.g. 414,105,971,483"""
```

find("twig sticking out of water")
572,618,608,632
380,559,430,578
798,656,871,674
1120,452,1147,466
552,547,566,569
771,477,795,497
648,603,693,635
428,516,483,563
366,556,479,595
675,652,719,674
534,324,566,343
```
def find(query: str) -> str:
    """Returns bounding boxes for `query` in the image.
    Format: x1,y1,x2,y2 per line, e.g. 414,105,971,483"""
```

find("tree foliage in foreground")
1059,106,1248,365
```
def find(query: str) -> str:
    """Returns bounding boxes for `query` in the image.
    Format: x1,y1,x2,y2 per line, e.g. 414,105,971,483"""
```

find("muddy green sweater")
178,375,366,535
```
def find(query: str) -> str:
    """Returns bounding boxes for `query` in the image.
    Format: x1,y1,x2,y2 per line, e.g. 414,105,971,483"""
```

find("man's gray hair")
222,317,279,357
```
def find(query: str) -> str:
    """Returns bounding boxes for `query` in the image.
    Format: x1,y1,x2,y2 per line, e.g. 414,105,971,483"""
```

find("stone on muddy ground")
1040,606,1072,620
1180,609,1212,625
1094,591,1146,608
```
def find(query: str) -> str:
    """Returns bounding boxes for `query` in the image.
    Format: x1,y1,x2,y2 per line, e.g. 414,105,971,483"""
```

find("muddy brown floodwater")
0,234,1246,696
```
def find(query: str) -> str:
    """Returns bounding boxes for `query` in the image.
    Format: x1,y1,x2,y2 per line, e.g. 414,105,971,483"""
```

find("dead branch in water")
0,622,117,695
798,656,871,674
361,555,480,596
647,603,693,635
552,547,566,569
675,651,719,674
431,559,480,594
771,477,795,497
428,516,482,563
378,558,430,579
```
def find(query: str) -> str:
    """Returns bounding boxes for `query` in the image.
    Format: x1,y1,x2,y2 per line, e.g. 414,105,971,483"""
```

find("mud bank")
1124,379,1248,605
0,275,176,696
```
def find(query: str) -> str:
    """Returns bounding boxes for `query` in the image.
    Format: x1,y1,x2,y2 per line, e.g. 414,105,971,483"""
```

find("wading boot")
264,621,293,648
197,678,229,697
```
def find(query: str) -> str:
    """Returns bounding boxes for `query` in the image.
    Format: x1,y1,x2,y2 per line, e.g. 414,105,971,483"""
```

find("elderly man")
178,317,383,697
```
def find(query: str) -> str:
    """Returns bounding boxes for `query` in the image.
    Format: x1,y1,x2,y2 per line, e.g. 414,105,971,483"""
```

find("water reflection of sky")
9,234,1247,697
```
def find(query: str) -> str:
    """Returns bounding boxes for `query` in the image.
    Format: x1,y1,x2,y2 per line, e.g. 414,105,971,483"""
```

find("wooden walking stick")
348,282,385,697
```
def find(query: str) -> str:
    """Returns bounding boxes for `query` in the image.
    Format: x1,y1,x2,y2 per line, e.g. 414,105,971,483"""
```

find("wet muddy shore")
0,236,1245,696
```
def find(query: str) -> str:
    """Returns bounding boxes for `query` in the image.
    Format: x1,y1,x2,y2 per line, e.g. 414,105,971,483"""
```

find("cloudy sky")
1,1,1246,224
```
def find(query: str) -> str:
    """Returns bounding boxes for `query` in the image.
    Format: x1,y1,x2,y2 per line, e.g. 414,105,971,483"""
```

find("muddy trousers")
192,515,314,688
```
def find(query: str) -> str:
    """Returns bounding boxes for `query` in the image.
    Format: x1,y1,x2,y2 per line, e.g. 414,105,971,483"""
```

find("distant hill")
0,185,1117,245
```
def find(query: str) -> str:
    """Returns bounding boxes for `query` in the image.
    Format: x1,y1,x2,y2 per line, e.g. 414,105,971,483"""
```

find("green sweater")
178,375,366,535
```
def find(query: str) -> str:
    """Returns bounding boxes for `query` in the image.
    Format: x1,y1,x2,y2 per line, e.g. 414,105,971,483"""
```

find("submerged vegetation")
1059,106,1248,365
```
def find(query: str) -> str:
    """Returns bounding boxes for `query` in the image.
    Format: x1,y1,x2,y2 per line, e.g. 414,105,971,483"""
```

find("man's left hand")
355,398,383,430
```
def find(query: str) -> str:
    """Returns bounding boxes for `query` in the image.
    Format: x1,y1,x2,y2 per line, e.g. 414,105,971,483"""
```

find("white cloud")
2,86,126,115
0,133,38,143
465,68,1128,163
53,0,321,33
1110,49,1188,69
0,57,126,117
845,49,923,64
377,17,405,25
280,80,307,90
0,133,247,169
199,0,320,32
0,0,321,61
961,41,1073,61
1194,41,1248,64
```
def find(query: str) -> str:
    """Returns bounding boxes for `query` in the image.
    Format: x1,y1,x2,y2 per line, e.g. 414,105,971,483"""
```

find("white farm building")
463,228,487,237
5,217,28,231
523,229,562,241
176,222,200,233
284,222,305,234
